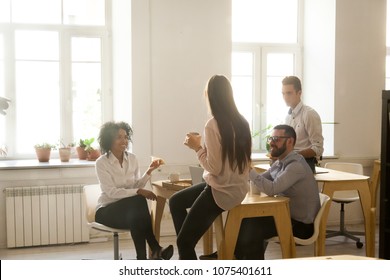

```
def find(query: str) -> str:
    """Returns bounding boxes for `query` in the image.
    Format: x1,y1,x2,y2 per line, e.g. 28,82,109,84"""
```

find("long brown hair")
206,75,251,174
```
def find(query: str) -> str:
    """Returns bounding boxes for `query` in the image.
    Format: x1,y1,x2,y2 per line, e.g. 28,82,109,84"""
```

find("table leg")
150,195,166,243
356,181,373,257
273,205,296,258
218,211,240,260
317,180,373,257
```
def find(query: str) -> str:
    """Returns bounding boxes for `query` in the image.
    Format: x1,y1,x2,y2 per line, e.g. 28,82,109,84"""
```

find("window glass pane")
15,61,60,153
72,63,102,141
72,37,102,141
12,0,61,24
72,37,101,62
64,0,105,25
266,53,293,129
232,52,253,76
15,31,59,60
232,52,253,128
232,0,298,43
232,52,258,149
0,0,10,23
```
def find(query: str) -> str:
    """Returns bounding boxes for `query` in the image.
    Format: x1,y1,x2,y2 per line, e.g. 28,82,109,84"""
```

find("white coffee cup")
168,172,180,182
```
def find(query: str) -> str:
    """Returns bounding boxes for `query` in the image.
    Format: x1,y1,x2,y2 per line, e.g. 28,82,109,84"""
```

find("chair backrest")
323,162,363,201
324,162,363,175
83,184,101,223
294,193,331,246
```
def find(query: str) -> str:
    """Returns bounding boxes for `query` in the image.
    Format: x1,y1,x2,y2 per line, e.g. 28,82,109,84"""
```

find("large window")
231,0,302,152
0,0,110,158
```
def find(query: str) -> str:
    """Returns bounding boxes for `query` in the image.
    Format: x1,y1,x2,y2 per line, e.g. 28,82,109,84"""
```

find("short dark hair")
273,124,296,145
282,76,302,92
98,121,133,155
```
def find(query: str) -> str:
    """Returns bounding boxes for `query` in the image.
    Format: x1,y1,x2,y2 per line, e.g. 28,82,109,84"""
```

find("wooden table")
150,180,213,255
215,193,296,260
314,167,372,257
253,164,373,257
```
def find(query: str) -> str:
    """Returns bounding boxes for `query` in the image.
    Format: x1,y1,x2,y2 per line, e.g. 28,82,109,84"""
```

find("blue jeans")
169,183,223,259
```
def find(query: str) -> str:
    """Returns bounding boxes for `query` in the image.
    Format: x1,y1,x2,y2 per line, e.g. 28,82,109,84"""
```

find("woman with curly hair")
94,121,173,260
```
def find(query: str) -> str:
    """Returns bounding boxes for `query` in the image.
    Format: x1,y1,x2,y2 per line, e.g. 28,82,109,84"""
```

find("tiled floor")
0,224,379,260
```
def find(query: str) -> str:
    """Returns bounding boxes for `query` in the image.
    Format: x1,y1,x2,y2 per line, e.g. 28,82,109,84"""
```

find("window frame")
231,0,303,154
0,1,112,159
232,43,302,153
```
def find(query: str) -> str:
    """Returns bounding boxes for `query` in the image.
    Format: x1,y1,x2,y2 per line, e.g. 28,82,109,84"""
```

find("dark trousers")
305,157,318,173
235,216,314,260
95,195,160,260
169,183,224,259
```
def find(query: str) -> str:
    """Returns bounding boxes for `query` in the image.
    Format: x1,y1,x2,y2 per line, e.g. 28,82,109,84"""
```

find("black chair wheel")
356,241,364,249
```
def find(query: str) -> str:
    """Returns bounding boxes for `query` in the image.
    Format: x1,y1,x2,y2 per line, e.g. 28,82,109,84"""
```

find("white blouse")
95,152,151,209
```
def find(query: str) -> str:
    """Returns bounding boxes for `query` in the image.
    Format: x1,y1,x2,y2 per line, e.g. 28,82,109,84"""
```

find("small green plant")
252,124,273,152
34,142,56,149
0,145,7,157
59,139,75,148
82,138,96,152
78,138,87,148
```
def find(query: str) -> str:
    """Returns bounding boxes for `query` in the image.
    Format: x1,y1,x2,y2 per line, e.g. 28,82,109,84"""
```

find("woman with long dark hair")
95,121,173,260
169,75,252,259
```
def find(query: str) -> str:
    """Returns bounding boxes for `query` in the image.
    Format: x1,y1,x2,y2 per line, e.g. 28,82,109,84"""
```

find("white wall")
333,0,386,160
131,0,232,168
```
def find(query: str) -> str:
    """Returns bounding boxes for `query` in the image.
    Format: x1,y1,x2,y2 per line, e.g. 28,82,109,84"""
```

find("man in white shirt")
282,76,324,172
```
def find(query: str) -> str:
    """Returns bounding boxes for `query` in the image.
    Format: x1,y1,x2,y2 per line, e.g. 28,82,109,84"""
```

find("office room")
0,0,389,274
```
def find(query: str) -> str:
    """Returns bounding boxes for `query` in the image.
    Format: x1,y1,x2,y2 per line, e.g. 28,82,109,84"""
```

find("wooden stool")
215,194,296,260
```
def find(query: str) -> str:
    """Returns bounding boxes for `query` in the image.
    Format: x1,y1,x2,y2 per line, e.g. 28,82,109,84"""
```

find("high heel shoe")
152,245,174,260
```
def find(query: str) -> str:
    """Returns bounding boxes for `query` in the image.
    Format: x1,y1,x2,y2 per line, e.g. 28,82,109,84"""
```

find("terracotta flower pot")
76,146,88,160
59,147,71,162
35,148,51,162
87,149,101,161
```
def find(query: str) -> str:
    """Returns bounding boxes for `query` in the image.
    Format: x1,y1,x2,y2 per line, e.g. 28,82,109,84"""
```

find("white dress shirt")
285,101,324,157
95,152,151,209
197,117,250,211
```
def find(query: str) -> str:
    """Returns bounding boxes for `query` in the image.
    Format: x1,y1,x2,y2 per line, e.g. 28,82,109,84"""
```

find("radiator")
5,185,90,248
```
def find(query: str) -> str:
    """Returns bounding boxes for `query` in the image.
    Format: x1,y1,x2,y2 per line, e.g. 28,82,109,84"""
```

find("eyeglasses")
267,136,290,143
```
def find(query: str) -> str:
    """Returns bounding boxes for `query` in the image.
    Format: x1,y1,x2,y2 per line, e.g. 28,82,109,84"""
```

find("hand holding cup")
184,132,202,151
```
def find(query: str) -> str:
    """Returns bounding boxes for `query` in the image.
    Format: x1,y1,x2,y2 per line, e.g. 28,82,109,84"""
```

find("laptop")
189,165,205,185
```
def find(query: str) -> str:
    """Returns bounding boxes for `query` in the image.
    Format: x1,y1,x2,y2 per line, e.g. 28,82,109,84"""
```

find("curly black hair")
98,121,133,156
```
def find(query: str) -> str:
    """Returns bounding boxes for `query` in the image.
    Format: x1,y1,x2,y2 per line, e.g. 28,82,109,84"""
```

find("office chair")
83,184,128,260
268,193,331,256
324,162,364,248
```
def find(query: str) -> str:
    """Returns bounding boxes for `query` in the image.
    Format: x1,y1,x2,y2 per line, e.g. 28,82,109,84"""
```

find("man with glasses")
234,124,320,259
282,76,324,173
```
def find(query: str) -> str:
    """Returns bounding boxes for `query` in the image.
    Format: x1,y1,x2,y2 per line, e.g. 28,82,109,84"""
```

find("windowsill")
0,159,95,170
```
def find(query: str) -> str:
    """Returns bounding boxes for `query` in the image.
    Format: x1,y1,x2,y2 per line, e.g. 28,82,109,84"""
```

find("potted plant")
76,139,88,160
58,141,74,162
34,143,55,162
83,138,100,161
252,124,273,156
0,144,7,158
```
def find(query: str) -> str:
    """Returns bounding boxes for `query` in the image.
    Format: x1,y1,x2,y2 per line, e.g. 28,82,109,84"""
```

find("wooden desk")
150,180,213,255
253,164,373,257
216,193,296,260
